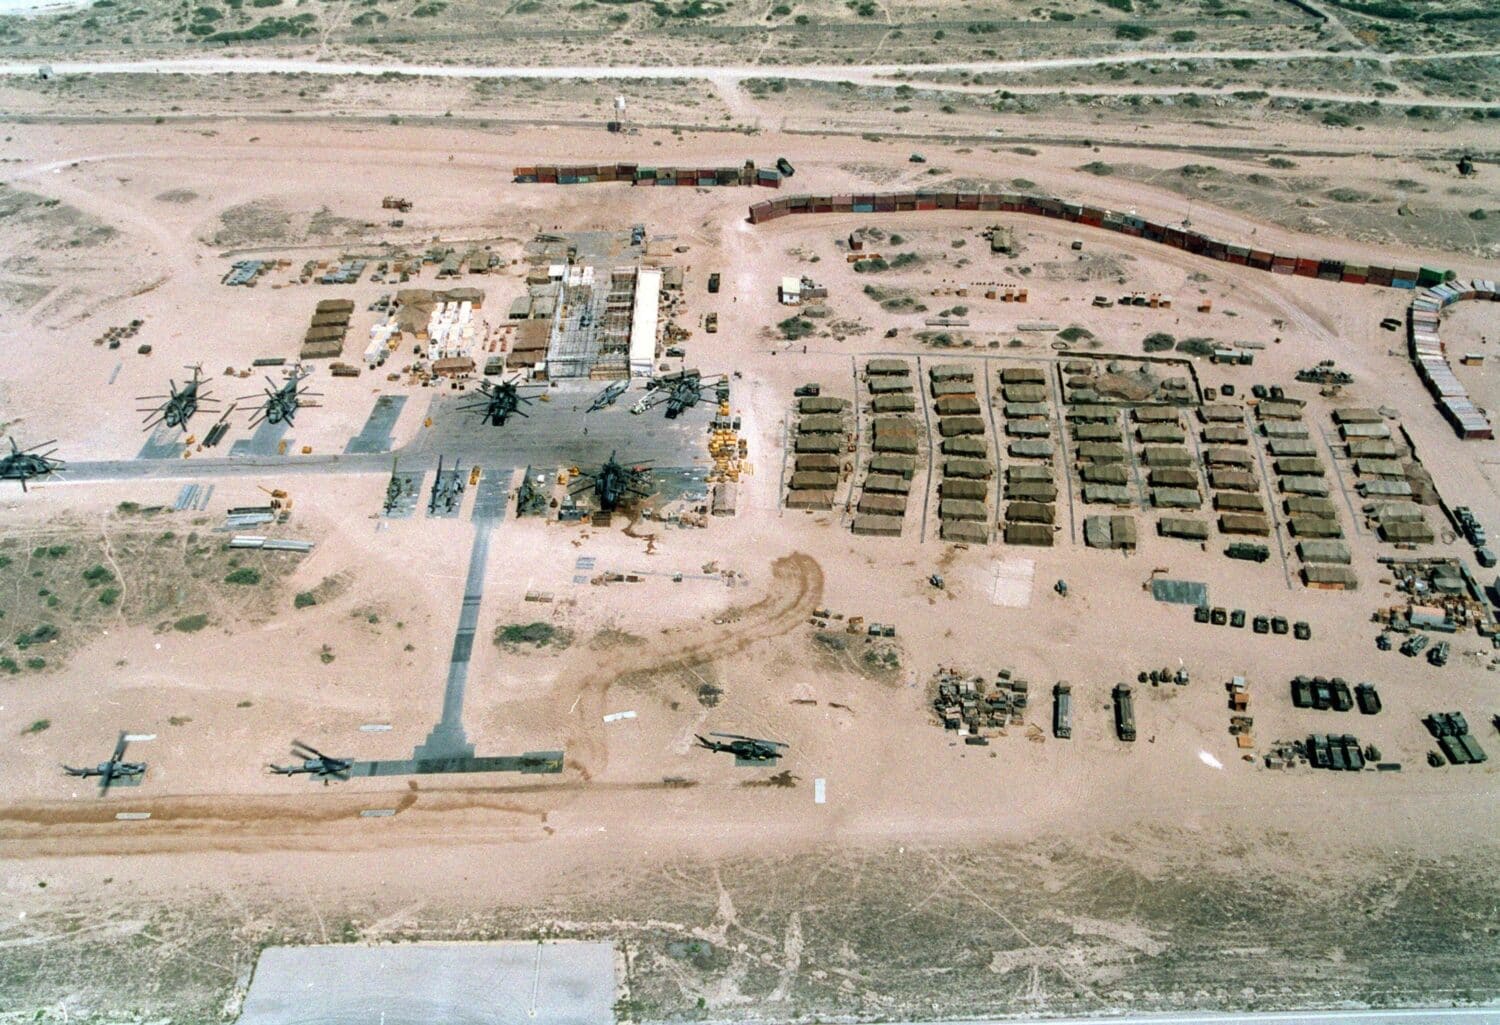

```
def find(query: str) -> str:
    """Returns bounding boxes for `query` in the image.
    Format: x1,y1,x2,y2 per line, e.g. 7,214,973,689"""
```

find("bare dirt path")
2,47,1497,114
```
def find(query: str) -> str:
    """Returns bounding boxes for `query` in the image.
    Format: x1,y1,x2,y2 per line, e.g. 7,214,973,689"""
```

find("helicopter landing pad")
471,467,514,521
344,394,407,455
381,471,424,519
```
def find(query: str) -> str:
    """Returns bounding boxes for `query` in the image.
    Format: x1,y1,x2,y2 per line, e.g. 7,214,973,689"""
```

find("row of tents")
855,359,921,537
999,366,1058,547
932,363,992,545
788,393,851,511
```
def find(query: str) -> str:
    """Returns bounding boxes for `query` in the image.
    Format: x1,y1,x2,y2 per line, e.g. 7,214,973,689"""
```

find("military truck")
1330,678,1354,712
1226,542,1269,563
1053,682,1072,740
1113,682,1136,742
1401,633,1430,657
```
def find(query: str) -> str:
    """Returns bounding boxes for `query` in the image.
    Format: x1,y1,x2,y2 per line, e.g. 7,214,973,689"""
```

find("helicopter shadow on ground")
229,418,291,457
344,394,407,455
135,425,185,460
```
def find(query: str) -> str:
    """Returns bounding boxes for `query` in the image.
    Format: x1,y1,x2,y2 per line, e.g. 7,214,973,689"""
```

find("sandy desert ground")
0,97,1498,1025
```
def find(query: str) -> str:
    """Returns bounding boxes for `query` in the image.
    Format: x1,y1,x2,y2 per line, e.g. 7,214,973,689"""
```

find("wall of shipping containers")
739,191,1454,294
1407,279,1498,440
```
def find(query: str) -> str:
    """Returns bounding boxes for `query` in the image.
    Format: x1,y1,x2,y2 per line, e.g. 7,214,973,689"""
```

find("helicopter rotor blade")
291,740,328,761
111,733,129,762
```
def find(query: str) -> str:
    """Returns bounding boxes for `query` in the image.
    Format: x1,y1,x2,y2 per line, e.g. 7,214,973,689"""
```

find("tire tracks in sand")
561,552,824,781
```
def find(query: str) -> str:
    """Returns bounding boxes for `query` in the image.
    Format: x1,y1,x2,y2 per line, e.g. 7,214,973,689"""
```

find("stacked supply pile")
425,299,480,362
301,298,353,360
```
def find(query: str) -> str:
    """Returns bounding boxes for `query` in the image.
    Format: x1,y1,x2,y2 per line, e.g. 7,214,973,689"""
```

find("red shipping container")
916,200,937,211
1294,258,1318,277
1342,271,1367,284
1272,257,1295,274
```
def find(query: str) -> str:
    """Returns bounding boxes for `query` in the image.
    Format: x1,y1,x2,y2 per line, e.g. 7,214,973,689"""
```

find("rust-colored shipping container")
1248,250,1273,269
1294,258,1318,277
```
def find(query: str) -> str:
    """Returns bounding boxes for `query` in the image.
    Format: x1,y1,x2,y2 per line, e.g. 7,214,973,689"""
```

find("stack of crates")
708,396,747,483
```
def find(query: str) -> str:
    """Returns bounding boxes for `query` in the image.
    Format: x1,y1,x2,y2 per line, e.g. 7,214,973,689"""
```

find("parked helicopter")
63,733,147,794
587,379,629,412
569,451,652,512
695,732,788,763
138,364,217,431
0,437,64,491
244,364,319,427
268,740,353,781
460,375,537,427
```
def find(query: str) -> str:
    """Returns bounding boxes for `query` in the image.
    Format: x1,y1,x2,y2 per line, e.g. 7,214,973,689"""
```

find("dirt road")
3,49,1499,112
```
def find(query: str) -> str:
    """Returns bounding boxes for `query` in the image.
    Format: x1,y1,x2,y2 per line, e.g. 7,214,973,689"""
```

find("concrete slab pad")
345,394,408,454
236,941,614,1025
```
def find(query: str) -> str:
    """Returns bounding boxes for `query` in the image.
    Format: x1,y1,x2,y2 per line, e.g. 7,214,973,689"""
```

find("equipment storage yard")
1,107,1499,1025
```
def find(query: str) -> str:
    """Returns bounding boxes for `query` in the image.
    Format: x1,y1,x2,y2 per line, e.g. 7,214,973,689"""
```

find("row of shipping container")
745,191,1455,290
513,162,782,188
1407,279,1497,440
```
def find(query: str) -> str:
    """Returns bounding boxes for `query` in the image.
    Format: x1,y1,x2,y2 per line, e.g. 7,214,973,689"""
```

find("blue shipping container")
853,204,874,213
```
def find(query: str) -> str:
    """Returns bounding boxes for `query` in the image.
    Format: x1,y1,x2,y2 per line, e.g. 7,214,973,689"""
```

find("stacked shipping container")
1407,279,1497,440
513,162,778,188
